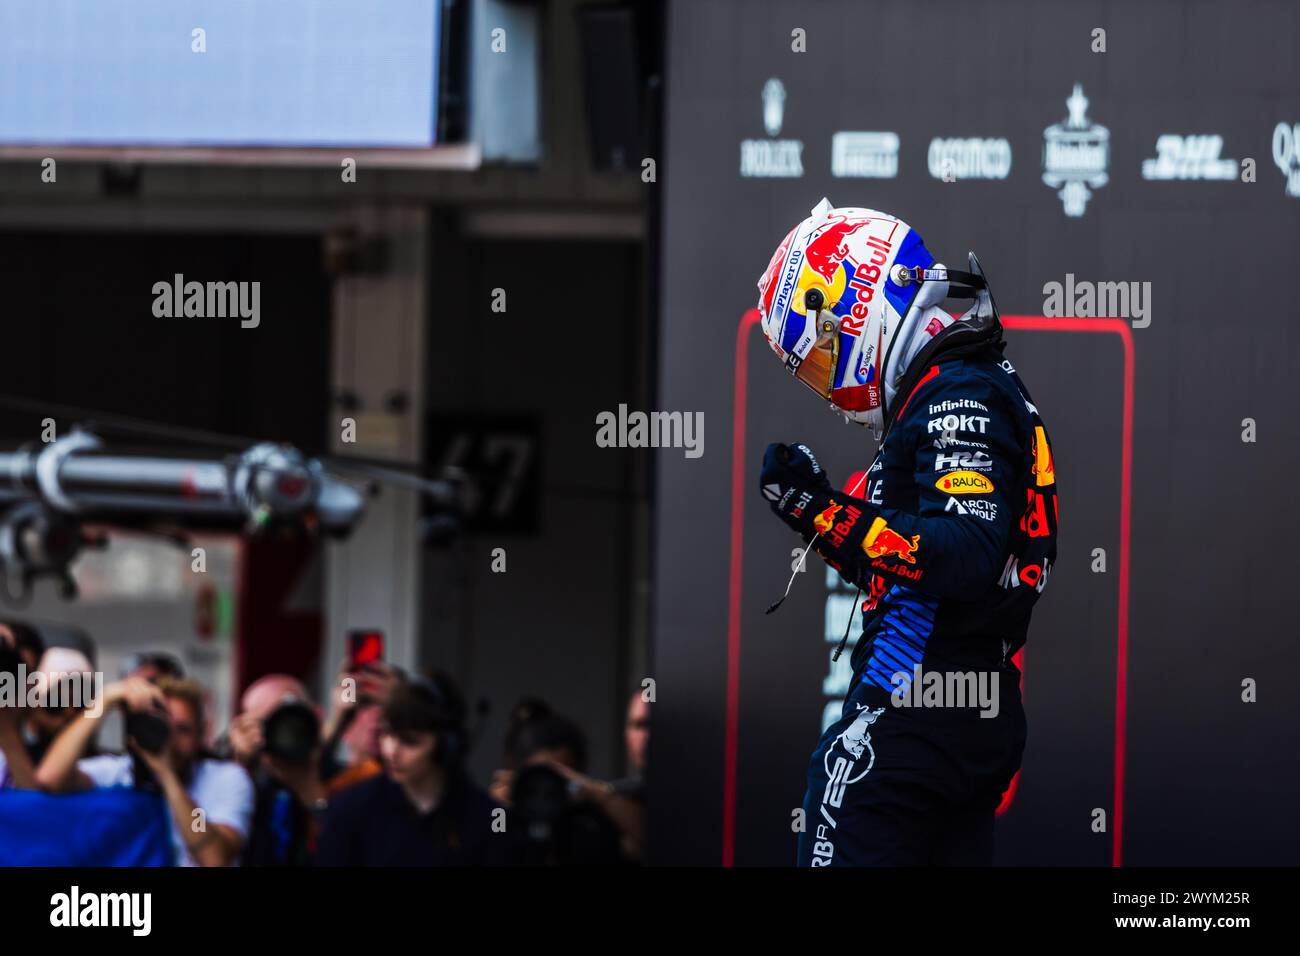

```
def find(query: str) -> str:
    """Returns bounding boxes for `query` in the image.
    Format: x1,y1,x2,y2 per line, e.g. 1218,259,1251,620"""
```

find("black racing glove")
759,442,833,522
760,442,879,585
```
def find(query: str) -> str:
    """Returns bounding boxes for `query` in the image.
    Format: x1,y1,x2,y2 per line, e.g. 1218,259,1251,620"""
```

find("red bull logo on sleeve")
862,517,920,564
825,502,862,547
812,500,843,534
870,556,923,581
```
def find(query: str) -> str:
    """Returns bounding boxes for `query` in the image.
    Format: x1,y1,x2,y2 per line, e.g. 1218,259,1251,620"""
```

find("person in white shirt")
0,639,93,791
35,675,253,867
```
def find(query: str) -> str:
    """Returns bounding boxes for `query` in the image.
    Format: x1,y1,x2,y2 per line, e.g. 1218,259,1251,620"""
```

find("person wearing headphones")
314,672,505,866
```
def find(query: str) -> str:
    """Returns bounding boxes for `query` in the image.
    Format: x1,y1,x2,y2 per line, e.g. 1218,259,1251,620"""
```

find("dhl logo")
862,517,920,564
813,500,843,534
935,470,994,495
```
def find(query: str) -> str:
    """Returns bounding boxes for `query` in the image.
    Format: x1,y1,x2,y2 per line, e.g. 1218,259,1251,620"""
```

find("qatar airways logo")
1273,122,1300,197
1042,84,1109,217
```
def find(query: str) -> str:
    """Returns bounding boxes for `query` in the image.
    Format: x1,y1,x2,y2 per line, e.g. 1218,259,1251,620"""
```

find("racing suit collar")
881,305,958,414
880,313,1005,440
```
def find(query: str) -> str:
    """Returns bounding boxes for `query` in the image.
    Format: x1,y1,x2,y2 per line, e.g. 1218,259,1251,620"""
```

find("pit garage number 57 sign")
425,414,541,534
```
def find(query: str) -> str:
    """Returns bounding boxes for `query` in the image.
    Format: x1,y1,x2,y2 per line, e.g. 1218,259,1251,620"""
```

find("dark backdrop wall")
650,0,1300,865
421,227,651,784
0,230,330,452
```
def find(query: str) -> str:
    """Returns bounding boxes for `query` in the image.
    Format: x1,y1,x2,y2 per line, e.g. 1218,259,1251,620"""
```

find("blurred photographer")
227,674,330,866
315,672,504,866
35,675,253,867
0,621,45,789
0,640,95,791
490,707,587,805
493,707,637,865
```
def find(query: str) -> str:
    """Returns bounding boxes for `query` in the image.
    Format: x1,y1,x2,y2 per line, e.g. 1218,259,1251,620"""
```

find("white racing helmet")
756,198,996,437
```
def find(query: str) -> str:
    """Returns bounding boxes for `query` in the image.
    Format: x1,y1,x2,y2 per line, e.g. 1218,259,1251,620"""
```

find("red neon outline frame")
725,311,1133,867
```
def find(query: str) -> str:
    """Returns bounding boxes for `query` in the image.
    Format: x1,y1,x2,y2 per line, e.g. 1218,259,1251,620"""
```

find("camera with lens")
262,699,321,764
509,764,624,866
125,707,171,755
124,704,171,794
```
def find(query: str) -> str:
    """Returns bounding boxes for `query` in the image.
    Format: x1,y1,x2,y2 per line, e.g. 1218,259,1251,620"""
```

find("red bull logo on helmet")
844,242,893,324
798,212,904,401
804,213,873,286
862,516,920,564
758,201,936,426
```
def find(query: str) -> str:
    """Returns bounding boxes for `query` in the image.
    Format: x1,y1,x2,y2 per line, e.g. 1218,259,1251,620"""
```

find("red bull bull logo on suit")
862,516,920,564
811,704,887,867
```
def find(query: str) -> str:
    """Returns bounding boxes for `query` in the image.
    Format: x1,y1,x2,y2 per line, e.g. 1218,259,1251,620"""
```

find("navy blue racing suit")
761,319,1058,866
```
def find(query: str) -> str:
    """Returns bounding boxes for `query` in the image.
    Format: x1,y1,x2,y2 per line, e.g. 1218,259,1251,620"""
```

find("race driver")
755,199,1059,866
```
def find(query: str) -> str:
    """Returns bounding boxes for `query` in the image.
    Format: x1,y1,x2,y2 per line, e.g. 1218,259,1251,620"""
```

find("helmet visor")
789,321,838,400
